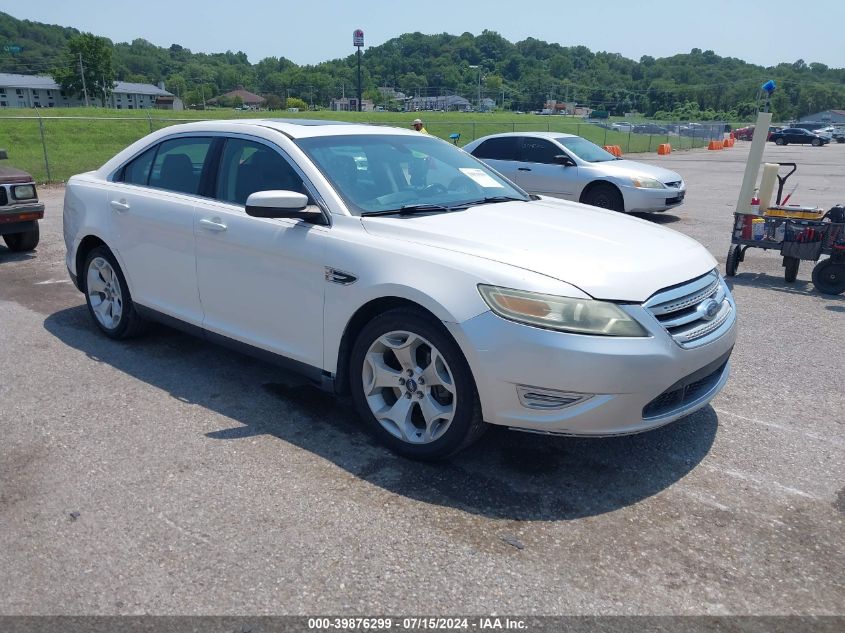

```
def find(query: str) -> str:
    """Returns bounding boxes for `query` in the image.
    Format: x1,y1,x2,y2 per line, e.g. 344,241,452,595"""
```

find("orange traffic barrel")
657,143,672,155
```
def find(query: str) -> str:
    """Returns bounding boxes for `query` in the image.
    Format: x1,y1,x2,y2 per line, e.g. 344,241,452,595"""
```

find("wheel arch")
333,296,452,396
75,235,109,291
579,179,624,209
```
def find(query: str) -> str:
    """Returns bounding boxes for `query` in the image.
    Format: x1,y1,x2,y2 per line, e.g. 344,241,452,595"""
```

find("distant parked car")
632,124,669,135
769,128,829,146
733,126,754,140
0,149,44,252
464,132,686,213
611,121,633,132
733,126,784,141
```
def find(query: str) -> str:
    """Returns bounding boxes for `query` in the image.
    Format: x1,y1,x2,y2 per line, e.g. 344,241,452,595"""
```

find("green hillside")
1,11,843,120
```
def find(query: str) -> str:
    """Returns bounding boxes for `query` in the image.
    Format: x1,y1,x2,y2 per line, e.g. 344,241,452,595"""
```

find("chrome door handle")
199,217,227,232
110,199,130,212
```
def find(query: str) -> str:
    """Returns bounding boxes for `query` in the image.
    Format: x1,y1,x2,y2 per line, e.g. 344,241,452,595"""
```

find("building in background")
330,97,373,112
207,86,265,109
405,94,471,112
0,73,181,110
542,100,593,117
798,110,845,124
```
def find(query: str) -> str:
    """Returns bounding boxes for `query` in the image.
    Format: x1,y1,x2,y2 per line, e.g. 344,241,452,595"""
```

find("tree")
264,94,283,110
54,33,116,107
286,97,308,110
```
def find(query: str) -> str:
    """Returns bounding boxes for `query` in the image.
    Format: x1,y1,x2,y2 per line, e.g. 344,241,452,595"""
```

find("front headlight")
12,184,36,200
630,176,665,189
478,285,649,337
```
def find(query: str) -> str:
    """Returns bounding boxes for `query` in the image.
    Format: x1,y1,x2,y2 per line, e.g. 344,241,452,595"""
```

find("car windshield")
295,134,528,215
555,137,616,163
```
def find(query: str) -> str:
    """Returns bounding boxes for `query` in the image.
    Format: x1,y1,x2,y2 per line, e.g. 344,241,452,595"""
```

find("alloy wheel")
361,330,456,444
86,257,124,330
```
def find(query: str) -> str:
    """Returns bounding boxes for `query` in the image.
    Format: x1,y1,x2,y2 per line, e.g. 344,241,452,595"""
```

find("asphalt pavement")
0,141,843,616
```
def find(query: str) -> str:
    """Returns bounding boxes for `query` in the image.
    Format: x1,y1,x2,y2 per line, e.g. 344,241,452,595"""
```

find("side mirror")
555,154,575,167
245,190,327,224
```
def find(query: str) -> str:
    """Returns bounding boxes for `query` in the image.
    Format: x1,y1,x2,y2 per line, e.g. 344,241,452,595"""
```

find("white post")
735,111,772,213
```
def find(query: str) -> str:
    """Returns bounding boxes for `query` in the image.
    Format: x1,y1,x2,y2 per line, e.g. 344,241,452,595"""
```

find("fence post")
147,111,153,134
603,127,607,146
627,130,632,154
472,122,475,141
34,108,52,183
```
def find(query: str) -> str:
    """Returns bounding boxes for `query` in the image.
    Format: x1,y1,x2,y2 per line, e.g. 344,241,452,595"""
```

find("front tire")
349,308,485,460
583,183,625,212
3,225,39,252
811,138,822,147
726,245,741,277
83,246,148,339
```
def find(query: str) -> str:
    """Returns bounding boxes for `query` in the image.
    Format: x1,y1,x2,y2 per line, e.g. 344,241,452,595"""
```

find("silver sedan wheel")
362,330,457,444
86,257,123,330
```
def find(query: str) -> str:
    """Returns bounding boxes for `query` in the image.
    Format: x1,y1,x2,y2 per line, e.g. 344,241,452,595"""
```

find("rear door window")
119,146,158,186
471,137,519,161
148,137,213,195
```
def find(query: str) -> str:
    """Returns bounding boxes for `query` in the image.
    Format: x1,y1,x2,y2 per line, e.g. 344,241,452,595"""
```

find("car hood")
0,165,35,184
361,198,716,302
580,159,683,184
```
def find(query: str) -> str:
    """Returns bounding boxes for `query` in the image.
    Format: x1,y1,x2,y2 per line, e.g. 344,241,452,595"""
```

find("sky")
1,0,843,69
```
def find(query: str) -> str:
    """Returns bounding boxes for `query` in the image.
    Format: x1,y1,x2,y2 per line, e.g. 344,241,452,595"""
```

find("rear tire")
2,225,39,252
83,246,149,339
583,183,625,212
775,138,785,146
349,307,486,460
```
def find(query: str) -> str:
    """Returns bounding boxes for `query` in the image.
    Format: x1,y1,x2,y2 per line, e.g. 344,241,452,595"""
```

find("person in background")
411,118,428,134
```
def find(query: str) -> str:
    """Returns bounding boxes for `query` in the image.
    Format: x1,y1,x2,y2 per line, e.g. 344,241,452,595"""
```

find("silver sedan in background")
464,132,686,213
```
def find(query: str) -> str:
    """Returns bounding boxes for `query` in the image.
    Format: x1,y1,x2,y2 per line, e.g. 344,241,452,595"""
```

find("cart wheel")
726,245,741,277
811,258,845,295
783,256,800,282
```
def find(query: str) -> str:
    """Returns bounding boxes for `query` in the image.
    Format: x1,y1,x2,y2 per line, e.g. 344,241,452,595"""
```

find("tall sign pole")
353,29,364,112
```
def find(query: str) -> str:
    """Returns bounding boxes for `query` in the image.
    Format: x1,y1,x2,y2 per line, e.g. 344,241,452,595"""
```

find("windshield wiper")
362,203,454,217
457,195,528,207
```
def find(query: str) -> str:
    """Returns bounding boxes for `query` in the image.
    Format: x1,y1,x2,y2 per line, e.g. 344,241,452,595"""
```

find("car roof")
469,131,578,143
93,118,422,179
149,118,421,139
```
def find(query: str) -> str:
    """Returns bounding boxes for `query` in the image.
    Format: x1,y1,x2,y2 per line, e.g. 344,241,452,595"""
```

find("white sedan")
63,119,735,459
464,132,686,213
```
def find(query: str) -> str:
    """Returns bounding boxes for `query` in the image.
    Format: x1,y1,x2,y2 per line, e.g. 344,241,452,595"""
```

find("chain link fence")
0,113,728,183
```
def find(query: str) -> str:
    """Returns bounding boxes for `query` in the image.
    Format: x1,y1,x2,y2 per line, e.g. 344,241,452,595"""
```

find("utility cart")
725,162,845,294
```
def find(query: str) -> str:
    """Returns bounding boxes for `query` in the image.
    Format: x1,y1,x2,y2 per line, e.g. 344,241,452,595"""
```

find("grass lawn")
1,107,716,182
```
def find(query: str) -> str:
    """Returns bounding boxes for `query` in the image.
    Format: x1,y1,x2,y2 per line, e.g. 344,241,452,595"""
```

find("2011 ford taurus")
463,132,687,213
63,119,736,459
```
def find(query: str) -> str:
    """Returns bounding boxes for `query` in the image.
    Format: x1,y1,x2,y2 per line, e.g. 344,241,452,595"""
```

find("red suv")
0,149,44,252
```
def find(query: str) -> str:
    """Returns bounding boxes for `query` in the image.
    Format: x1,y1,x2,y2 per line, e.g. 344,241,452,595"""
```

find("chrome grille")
645,270,734,348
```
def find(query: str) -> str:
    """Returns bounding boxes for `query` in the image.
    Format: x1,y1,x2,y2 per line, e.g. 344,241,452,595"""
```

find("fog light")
516,386,592,410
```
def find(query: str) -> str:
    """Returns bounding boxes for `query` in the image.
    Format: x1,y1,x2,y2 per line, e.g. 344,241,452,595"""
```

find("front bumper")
0,202,45,234
620,185,686,213
446,297,736,436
